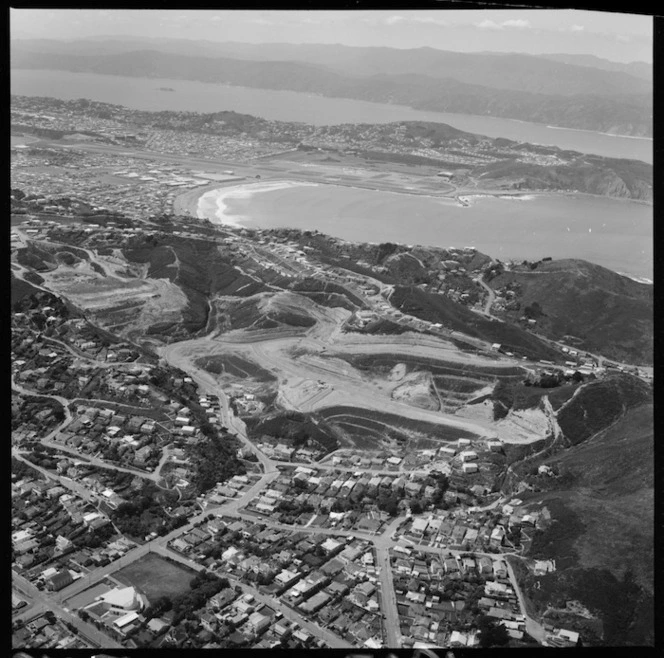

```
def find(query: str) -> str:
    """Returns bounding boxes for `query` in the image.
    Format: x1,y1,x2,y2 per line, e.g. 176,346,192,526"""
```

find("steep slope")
390,286,563,362
487,259,653,364
517,400,653,645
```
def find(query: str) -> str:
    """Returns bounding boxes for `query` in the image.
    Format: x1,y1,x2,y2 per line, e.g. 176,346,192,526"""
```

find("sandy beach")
173,179,320,226
171,181,235,218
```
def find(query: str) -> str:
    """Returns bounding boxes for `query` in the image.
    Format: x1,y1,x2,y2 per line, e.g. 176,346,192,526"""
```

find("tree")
410,499,423,514
477,615,510,647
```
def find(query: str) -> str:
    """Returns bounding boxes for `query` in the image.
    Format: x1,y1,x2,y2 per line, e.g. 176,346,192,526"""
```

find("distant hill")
10,42,652,137
536,53,651,82
13,38,651,96
486,259,653,365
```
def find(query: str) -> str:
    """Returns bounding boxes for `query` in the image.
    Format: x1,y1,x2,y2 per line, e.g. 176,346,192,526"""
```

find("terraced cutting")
318,404,479,450
337,352,526,411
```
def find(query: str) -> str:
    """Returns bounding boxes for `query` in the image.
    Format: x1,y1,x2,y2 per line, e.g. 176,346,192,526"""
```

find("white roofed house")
247,611,270,634
411,516,429,536
490,525,506,548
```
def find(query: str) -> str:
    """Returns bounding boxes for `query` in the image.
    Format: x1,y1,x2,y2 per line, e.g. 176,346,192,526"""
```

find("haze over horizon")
10,8,653,64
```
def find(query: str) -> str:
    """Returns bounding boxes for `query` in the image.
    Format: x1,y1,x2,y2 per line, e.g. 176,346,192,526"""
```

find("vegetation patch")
245,411,340,453
556,374,651,445
391,286,562,361
185,431,246,495
194,354,276,382
110,481,185,541
487,259,653,365
114,553,198,602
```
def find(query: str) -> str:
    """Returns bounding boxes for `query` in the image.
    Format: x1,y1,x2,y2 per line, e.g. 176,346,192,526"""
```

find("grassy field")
114,553,197,603
194,354,276,382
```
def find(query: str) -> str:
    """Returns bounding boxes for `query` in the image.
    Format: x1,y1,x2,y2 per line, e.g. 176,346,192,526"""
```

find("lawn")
114,553,197,602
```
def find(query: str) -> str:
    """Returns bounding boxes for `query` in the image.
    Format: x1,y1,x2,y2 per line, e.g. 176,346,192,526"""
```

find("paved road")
149,544,353,649
38,438,158,480
12,449,100,504
375,544,401,647
12,572,122,648
474,275,498,316
506,557,546,643
12,379,73,426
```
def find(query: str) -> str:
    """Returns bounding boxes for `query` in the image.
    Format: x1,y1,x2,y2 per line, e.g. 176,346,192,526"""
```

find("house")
273,619,293,637
275,569,300,588
490,526,506,548
462,462,479,474
493,560,508,578
47,569,73,591
459,450,478,463
299,591,331,614
444,557,459,573
411,517,429,535
356,517,381,534
478,556,493,575
113,610,141,633
321,537,344,554
134,445,152,464
247,611,270,634
485,580,512,598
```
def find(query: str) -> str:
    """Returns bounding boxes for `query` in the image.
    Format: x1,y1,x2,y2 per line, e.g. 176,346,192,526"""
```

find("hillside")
555,373,652,446
537,53,651,82
11,93,653,201
475,155,652,200
13,38,652,95
513,400,653,645
486,259,653,364
390,286,562,362
10,45,652,137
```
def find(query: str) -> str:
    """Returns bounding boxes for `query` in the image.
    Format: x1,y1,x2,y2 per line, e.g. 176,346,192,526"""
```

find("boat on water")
158,87,176,92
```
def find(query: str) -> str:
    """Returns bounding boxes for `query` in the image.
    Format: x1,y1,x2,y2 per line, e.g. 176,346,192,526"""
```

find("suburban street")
13,572,123,648
12,243,552,651
506,558,546,644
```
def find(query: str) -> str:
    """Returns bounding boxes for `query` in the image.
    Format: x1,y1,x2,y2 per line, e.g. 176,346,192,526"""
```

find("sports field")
114,553,196,602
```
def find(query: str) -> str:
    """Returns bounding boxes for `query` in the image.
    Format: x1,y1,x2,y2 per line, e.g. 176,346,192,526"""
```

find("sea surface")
11,69,652,164
198,182,653,282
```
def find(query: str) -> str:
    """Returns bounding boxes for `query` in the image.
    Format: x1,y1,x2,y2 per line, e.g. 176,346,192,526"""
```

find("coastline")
173,177,549,221
173,179,322,226
174,176,652,224
171,180,240,219
173,178,651,283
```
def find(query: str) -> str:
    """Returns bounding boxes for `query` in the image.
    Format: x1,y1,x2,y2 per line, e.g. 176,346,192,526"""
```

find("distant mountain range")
11,39,652,137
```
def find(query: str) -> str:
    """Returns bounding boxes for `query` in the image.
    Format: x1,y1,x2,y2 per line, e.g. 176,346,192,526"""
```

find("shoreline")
174,176,652,221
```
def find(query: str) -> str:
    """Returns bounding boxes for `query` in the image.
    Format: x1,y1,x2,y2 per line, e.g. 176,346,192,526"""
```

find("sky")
10,8,653,63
